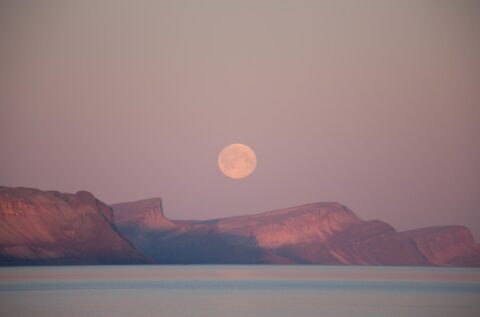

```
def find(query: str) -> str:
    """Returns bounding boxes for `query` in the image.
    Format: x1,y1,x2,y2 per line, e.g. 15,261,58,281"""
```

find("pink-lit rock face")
2,186,480,266
404,226,480,266
217,203,362,248
286,219,431,266
112,198,480,266
0,186,145,265
112,198,176,231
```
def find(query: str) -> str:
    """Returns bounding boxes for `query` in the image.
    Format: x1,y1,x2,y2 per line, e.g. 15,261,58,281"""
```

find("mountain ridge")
111,197,480,266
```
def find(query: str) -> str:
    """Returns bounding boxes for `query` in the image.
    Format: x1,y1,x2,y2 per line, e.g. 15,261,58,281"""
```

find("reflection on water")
1,265,479,317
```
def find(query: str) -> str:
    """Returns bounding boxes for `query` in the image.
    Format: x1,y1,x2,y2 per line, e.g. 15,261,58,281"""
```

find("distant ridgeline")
1,186,480,266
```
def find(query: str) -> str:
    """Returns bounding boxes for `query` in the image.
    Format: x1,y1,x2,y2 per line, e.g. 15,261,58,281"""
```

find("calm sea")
0,265,479,317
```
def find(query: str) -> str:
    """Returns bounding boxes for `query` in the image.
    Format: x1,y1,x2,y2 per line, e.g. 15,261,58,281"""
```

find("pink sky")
1,1,479,239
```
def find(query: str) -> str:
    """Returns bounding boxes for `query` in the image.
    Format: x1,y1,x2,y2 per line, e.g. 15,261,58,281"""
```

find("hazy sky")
1,1,479,239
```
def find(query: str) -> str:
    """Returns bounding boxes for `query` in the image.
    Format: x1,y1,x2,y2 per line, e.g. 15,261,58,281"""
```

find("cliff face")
404,226,480,266
2,185,479,266
216,203,362,248
0,186,145,265
211,205,431,265
112,199,480,267
112,198,175,231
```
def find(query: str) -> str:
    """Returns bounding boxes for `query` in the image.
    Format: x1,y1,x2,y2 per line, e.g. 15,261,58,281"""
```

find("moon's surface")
218,143,257,179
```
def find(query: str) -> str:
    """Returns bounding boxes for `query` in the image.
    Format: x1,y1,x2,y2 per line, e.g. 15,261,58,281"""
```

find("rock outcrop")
404,226,480,266
112,198,175,231
0,186,145,265
216,203,361,248
2,185,479,266
112,199,480,267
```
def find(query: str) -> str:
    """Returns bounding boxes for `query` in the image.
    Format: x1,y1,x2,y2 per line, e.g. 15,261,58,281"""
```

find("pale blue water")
0,265,479,317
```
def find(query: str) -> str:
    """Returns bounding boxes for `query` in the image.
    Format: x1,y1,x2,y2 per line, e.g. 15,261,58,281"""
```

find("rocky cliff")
0,186,145,265
404,226,480,266
112,198,175,231
112,199,480,267
2,186,479,266
216,203,362,248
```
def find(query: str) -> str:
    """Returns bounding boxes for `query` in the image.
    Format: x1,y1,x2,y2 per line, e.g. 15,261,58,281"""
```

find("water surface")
1,265,479,317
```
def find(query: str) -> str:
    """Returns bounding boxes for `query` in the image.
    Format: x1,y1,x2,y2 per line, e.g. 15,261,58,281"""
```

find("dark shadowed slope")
112,197,265,263
0,186,145,265
112,198,480,266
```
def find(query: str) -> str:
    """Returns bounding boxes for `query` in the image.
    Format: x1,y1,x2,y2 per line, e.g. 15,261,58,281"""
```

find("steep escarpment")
322,220,430,265
216,203,361,248
0,186,145,265
404,226,480,266
112,199,480,266
112,198,263,264
215,205,429,265
3,185,479,266
112,198,175,231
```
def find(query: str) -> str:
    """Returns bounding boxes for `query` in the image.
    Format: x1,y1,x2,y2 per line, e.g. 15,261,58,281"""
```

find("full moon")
218,143,257,179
